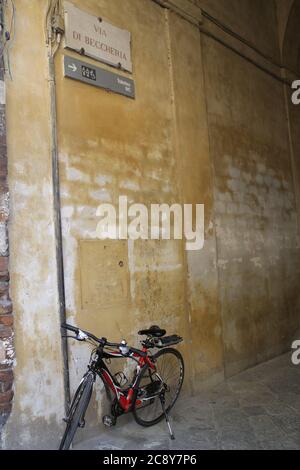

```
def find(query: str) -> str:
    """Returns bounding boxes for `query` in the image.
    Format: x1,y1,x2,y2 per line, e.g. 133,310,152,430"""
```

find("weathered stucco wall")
55,1,197,437
3,0,65,449
2,0,300,448
199,0,300,375
202,34,300,376
167,10,224,388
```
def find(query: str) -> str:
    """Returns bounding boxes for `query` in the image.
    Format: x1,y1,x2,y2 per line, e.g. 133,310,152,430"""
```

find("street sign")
63,56,135,99
64,1,133,73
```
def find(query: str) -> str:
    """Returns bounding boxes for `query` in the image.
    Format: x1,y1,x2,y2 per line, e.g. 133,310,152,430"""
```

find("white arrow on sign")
68,63,77,72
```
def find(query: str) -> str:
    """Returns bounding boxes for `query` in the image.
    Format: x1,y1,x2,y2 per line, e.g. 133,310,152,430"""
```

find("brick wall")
0,49,13,425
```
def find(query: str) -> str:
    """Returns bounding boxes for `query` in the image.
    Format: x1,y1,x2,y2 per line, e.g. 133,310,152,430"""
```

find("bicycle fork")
159,392,175,440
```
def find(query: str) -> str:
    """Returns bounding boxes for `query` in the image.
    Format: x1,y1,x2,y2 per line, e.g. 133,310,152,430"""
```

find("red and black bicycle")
59,323,184,450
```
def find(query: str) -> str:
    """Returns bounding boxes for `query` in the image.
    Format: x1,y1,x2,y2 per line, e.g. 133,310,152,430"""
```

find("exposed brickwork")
0,21,13,430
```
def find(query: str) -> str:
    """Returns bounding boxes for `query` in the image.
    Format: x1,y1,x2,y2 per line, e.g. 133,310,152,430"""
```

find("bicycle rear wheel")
133,348,184,427
59,371,94,450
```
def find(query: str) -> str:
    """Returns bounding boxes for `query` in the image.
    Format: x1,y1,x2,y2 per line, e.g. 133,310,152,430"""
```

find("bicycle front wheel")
133,348,184,427
59,371,94,450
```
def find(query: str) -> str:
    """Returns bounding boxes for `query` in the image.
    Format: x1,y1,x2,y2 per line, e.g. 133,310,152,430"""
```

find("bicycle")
59,323,184,450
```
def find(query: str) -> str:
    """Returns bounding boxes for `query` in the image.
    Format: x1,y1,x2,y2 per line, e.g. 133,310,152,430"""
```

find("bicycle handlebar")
61,323,147,357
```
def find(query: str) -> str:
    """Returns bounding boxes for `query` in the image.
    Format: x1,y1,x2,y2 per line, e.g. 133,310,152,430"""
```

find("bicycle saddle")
138,325,166,338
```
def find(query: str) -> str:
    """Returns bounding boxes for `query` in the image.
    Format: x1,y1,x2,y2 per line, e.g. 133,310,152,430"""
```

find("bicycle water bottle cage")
138,325,166,338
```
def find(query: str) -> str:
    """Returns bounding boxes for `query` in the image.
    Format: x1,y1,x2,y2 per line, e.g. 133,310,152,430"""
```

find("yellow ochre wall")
3,0,300,449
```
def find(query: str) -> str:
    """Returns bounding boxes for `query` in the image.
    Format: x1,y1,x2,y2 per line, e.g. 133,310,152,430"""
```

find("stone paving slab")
71,353,300,450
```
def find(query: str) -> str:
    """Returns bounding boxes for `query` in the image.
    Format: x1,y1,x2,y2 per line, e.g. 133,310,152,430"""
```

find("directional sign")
63,56,135,99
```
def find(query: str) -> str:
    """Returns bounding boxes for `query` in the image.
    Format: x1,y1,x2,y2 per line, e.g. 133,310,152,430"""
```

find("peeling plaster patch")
132,168,142,178
13,162,26,175
186,238,217,284
95,175,113,186
58,152,68,163
269,255,280,266
76,205,97,218
206,221,214,235
78,229,97,239
144,169,168,183
13,236,64,420
87,139,99,148
61,217,71,237
218,259,228,270
60,185,70,199
228,167,241,179
62,234,78,313
227,179,241,192
119,180,140,192
89,189,111,202
0,192,9,218
250,257,263,269
17,359,64,420
13,181,36,197
68,340,92,394
66,167,90,183
61,206,74,218
162,183,172,193
147,149,163,161
0,337,14,366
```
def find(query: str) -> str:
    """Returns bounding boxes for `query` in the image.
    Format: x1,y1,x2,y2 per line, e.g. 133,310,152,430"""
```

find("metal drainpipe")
48,49,71,414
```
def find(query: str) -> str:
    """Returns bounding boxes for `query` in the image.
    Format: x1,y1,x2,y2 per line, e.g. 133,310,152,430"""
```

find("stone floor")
74,353,300,450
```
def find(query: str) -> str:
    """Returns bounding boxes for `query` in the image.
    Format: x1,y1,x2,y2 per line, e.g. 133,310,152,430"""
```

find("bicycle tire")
59,371,94,450
133,348,184,427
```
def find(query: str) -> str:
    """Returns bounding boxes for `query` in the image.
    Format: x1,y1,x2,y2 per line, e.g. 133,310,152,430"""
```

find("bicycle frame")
90,344,156,413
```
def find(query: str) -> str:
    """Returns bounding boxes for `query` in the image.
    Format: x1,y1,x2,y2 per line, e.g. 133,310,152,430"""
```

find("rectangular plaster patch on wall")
79,240,129,310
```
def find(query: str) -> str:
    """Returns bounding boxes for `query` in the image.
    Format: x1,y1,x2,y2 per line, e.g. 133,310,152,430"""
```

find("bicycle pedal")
102,415,116,427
